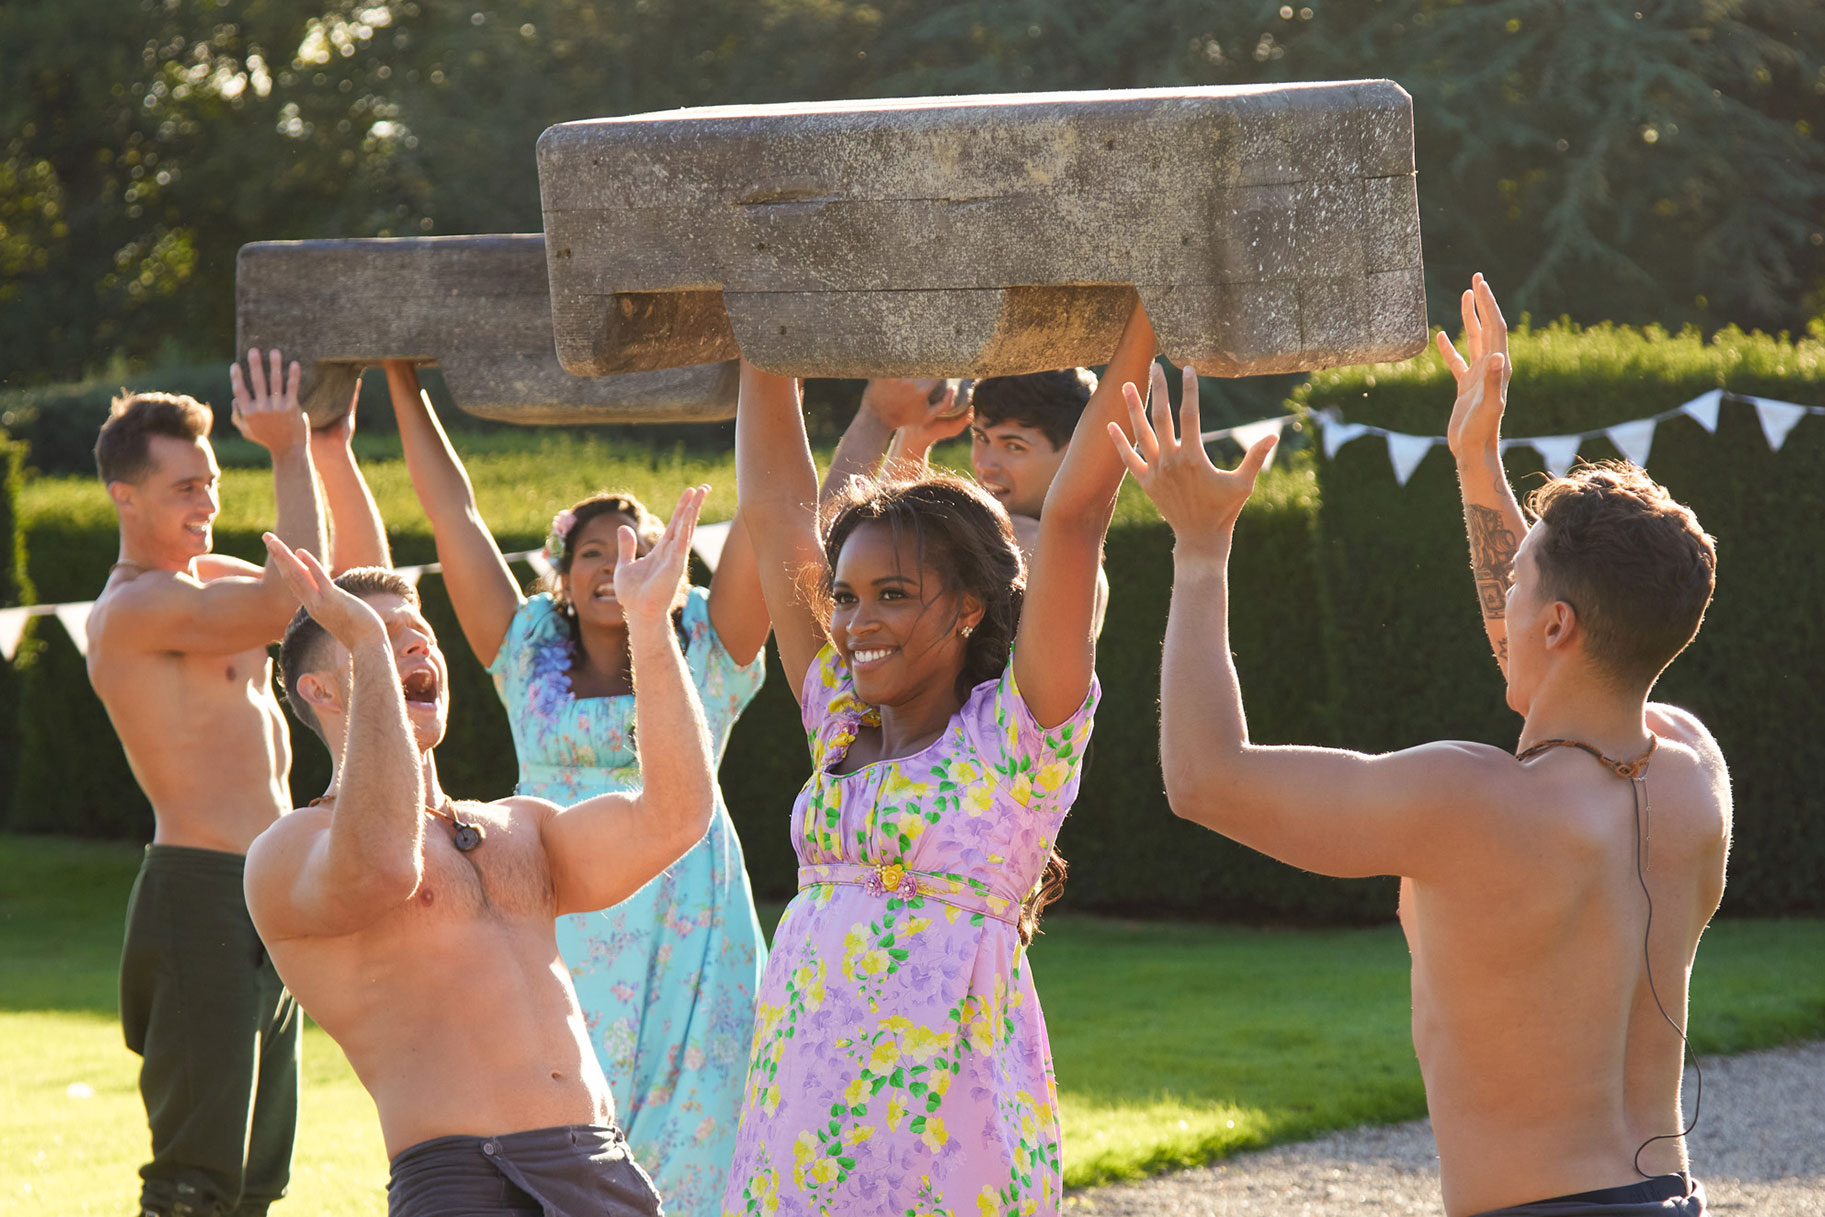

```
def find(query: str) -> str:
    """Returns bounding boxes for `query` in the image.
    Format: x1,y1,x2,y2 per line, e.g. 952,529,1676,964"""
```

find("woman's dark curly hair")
820,474,1068,945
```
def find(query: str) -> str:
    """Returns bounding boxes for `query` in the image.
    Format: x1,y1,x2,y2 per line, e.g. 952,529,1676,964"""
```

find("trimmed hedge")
5,322,1821,921
1299,322,1825,917
0,433,33,824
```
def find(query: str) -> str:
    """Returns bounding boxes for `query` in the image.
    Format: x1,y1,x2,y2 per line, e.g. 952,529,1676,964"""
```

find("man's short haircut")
1525,461,1716,690
279,568,422,744
94,392,214,485
970,368,1098,451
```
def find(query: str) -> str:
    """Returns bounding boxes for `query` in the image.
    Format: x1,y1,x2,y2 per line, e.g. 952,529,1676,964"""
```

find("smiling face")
117,433,221,563
561,511,648,629
312,591,450,752
970,420,1066,519
829,521,982,709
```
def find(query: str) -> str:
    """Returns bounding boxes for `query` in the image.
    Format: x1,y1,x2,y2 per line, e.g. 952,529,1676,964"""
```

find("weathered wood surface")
234,234,739,425
538,81,1427,380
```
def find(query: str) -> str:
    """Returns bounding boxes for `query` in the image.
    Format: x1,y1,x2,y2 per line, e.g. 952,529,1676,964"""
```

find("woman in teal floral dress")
385,364,771,1217
722,300,1161,1216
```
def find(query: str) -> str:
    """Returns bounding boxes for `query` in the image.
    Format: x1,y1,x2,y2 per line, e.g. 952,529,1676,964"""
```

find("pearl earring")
960,625,974,637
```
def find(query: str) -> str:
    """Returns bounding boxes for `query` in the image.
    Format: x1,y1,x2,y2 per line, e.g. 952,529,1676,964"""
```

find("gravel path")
1068,1039,1825,1216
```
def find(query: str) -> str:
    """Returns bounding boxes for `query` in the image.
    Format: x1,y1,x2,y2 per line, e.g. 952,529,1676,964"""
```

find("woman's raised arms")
385,362,525,667
734,362,829,705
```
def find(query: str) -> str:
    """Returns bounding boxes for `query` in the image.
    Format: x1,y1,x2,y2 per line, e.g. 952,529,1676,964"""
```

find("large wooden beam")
537,82,1427,380
235,234,738,425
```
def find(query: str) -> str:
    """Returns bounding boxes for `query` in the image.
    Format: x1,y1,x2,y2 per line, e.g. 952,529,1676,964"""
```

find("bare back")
247,796,613,1158
1401,707,1731,1216
87,568,292,853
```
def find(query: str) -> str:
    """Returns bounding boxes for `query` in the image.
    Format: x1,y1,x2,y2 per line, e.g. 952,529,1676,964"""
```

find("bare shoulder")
1647,701,1724,766
243,806,333,901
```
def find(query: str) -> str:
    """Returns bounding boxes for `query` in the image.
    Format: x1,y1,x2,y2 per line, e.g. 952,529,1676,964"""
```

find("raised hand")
310,374,362,453
615,484,707,623
854,383,970,439
230,348,309,455
260,531,384,647
1106,362,1276,544
1437,273,1510,460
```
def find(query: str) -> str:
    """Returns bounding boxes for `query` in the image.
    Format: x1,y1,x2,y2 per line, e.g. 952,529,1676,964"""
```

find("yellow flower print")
811,1157,838,1185
948,758,982,786
870,1038,900,1069
843,1075,870,1106
977,1189,1002,1217
904,815,928,841
886,1095,907,1128
919,1115,949,1152
1033,759,1072,795
1008,772,1033,806
962,784,996,817
880,769,924,807
843,1123,875,1148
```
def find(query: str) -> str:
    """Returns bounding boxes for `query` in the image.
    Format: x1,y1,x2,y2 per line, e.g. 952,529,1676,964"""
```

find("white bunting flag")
1532,436,1582,478
395,565,425,588
1227,417,1289,470
1680,389,1723,434
1748,397,1809,452
1386,433,1436,486
1605,418,1659,468
524,550,555,581
0,605,32,662
1322,418,1371,458
54,601,94,657
690,519,734,573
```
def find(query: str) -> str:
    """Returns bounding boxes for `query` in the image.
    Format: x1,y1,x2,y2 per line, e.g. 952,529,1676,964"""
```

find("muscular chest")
410,804,555,922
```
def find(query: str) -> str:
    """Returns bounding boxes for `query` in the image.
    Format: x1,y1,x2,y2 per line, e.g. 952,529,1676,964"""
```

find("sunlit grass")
6,836,1823,1208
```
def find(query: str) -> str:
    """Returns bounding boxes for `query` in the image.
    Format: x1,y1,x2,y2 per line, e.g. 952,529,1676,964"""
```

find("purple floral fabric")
722,645,1098,1216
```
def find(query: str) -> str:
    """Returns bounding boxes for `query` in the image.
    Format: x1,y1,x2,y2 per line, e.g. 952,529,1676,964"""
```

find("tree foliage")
3,0,1822,387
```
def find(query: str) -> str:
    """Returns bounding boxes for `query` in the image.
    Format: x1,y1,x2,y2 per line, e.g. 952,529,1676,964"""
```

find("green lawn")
4,834,1823,1215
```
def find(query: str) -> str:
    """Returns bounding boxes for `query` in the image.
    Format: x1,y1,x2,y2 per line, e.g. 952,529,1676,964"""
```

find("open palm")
615,485,707,620
1106,362,1276,540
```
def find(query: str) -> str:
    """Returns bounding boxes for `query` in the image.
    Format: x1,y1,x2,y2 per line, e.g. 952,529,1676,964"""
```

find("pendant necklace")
426,800,486,852
307,795,486,852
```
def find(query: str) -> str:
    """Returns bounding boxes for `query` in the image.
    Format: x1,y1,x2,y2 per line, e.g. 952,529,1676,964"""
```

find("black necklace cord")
1515,735,1699,1183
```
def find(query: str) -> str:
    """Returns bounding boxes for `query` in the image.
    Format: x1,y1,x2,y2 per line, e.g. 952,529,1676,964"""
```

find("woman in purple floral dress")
385,363,771,1217
722,301,1161,1216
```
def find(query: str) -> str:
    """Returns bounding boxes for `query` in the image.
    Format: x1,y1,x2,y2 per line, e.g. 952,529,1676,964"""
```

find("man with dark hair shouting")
86,347,385,1217
1109,276,1728,1217
245,485,719,1217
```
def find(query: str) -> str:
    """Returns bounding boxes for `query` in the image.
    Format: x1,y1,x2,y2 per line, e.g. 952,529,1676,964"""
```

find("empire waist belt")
797,861,1021,928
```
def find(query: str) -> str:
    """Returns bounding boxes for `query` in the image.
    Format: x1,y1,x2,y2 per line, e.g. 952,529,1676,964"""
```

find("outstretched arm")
311,374,391,573
818,378,970,502
113,350,325,654
386,361,524,666
1012,295,1156,727
706,514,770,667
545,488,718,914
1111,372,1503,880
244,536,424,940
1440,273,1524,676
737,362,830,703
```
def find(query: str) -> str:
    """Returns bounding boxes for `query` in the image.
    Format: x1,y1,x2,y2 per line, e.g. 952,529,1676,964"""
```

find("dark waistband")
389,1123,625,1169
1476,1173,1701,1215
141,844,248,877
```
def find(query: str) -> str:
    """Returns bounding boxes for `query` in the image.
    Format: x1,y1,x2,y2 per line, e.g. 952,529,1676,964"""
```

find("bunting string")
1200,388,1823,487
0,521,736,663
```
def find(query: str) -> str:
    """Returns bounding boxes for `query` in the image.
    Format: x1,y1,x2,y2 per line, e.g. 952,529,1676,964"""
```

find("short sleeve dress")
490,586,767,1217
721,645,1098,1217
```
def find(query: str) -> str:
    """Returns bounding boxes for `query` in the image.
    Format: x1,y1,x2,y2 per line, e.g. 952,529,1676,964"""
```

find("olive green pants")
121,846,299,1217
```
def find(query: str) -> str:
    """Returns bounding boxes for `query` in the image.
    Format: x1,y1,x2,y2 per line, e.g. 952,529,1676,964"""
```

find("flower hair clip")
543,508,578,564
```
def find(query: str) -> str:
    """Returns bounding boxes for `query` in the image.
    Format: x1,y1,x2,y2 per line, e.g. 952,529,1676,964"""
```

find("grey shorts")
1471,1173,1706,1216
387,1123,663,1217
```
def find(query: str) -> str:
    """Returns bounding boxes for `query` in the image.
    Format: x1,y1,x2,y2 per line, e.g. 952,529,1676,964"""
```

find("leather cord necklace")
307,795,486,852
1514,730,1701,1180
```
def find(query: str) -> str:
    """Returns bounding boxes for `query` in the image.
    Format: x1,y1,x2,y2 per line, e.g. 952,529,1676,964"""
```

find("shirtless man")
84,350,341,1217
828,370,1110,631
1109,275,1729,1217
244,485,719,1217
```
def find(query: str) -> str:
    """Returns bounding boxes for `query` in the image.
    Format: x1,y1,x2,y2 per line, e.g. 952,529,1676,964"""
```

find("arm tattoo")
1465,505,1518,621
